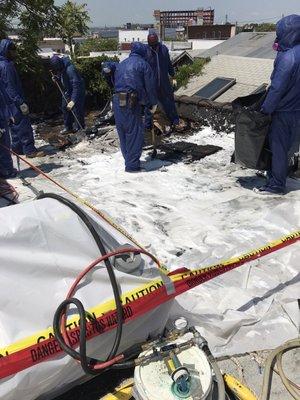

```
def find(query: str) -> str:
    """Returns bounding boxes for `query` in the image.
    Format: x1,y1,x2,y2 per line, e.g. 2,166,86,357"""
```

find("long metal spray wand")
50,71,84,131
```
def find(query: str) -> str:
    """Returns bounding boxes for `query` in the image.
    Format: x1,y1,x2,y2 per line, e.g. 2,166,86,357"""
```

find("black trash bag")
232,91,272,171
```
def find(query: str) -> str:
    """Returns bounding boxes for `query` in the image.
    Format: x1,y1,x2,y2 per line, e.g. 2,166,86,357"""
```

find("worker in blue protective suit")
0,39,45,158
102,61,118,90
0,81,16,179
113,42,157,172
145,33,179,129
255,15,300,195
50,55,86,133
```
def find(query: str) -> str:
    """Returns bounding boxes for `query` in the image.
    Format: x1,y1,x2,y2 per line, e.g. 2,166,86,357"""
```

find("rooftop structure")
197,32,276,59
187,24,236,40
176,54,273,102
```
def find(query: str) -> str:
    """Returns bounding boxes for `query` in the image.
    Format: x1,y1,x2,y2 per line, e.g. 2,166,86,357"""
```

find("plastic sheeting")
0,198,173,400
170,200,300,357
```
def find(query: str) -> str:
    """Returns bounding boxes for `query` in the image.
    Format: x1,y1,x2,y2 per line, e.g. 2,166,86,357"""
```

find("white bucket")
134,343,213,400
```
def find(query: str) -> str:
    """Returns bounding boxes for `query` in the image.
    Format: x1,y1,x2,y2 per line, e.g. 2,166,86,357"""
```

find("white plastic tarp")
0,198,173,400
170,200,300,357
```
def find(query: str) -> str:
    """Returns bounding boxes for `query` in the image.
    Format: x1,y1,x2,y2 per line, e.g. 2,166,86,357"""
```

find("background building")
154,8,214,39
118,29,153,50
187,25,236,40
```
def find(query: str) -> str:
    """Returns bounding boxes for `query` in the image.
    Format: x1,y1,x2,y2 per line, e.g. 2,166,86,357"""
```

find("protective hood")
0,38,13,60
102,61,117,74
148,33,159,46
276,14,300,50
130,42,147,58
50,55,71,72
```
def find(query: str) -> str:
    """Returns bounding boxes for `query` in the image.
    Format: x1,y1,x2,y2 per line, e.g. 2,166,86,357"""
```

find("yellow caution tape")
0,230,299,360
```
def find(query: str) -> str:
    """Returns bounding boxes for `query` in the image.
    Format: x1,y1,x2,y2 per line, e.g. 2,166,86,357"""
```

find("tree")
0,0,58,72
254,23,276,32
76,55,119,108
57,1,91,59
76,38,118,56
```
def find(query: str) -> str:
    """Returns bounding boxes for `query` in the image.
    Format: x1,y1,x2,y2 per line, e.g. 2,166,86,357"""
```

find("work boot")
0,178,19,203
60,128,74,135
253,185,285,196
125,167,146,173
26,150,46,158
255,170,269,179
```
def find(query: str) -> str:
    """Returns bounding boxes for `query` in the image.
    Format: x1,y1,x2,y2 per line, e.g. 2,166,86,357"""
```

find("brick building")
154,8,214,39
154,8,214,27
187,25,236,40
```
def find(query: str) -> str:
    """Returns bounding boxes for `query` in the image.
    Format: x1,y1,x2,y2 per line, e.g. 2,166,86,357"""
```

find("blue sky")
54,0,300,26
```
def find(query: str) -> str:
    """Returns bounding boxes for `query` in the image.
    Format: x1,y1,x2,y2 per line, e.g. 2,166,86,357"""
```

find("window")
194,77,236,101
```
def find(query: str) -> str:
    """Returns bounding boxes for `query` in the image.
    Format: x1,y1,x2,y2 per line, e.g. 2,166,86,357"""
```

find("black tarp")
232,91,272,170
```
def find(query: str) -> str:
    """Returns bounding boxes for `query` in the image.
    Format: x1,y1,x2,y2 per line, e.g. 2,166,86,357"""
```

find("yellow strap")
101,379,134,400
224,374,258,400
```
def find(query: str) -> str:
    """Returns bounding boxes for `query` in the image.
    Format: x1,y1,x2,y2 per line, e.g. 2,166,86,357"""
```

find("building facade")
154,8,214,27
187,25,236,40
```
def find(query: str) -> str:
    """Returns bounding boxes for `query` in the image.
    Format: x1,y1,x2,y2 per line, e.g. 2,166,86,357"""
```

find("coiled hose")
261,338,300,400
37,193,126,374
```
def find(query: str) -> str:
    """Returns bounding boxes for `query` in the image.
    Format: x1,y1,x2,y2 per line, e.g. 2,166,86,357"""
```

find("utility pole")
225,14,228,24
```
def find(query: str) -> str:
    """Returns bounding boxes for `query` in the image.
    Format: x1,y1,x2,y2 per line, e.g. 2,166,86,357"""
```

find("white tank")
134,342,213,400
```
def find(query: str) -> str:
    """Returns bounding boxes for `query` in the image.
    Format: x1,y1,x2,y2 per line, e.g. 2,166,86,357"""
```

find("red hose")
60,247,161,371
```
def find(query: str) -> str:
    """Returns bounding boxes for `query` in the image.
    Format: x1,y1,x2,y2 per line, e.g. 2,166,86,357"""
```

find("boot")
26,150,46,158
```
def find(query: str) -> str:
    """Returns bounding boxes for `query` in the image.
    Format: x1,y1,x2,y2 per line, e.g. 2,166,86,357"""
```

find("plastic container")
133,341,213,400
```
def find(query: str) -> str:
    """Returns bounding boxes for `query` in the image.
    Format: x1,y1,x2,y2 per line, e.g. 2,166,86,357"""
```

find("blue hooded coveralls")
51,56,86,131
0,81,14,177
261,15,300,191
113,42,157,172
0,38,36,156
145,42,179,127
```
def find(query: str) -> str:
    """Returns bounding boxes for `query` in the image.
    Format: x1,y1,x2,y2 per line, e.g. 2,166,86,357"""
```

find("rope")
0,143,168,272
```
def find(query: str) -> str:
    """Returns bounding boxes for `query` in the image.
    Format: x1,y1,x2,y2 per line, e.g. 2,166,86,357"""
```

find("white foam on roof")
3,126,299,358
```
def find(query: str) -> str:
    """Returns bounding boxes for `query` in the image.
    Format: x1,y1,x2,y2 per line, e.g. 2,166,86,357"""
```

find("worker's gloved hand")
9,116,15,124
67,100,75,111
172,79,177,89
20,103,29,115
150,104,157,114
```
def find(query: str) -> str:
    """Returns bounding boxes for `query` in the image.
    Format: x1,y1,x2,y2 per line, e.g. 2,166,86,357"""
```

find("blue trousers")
62,95,85,131
0,126,14,177
145,94,179,129
158,89,179,125
10,114,36,155
267,111,300,190
113,96,144,171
